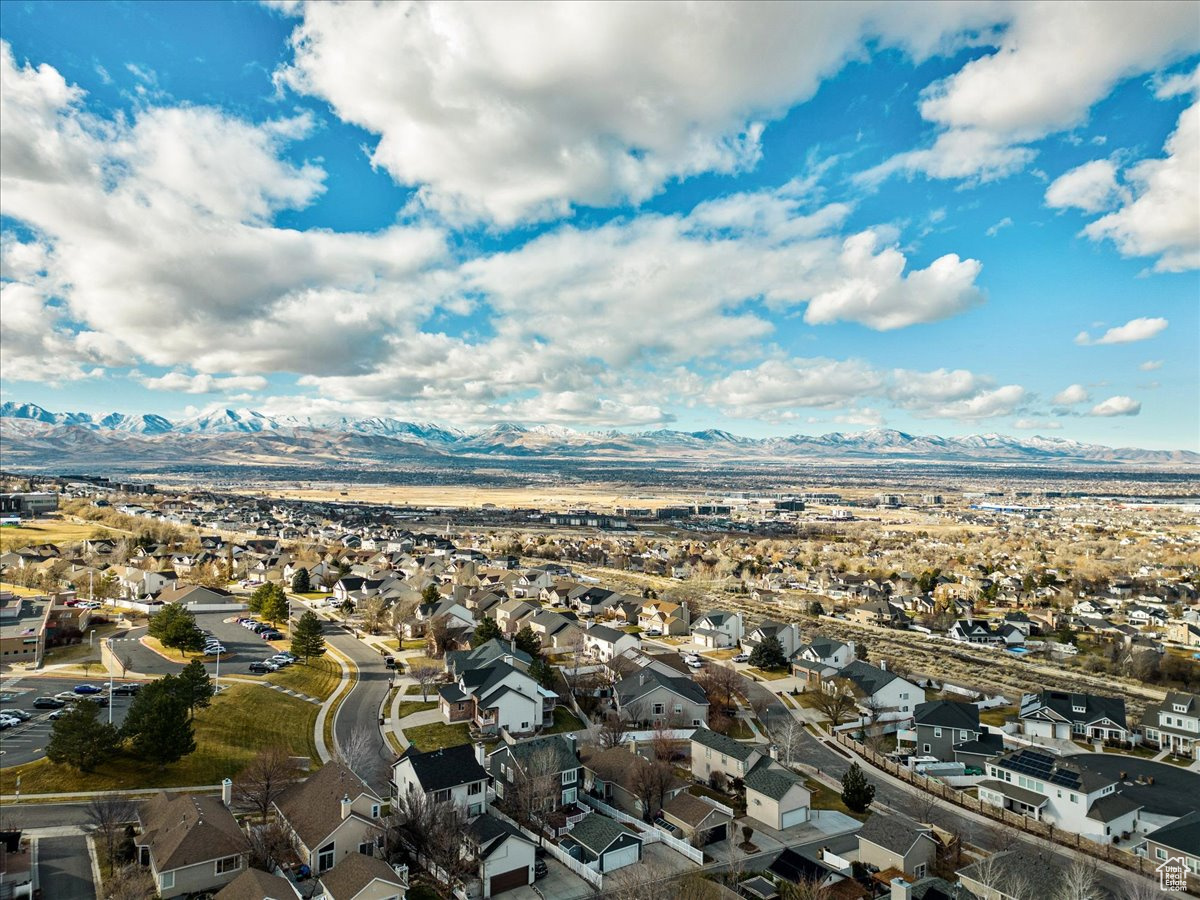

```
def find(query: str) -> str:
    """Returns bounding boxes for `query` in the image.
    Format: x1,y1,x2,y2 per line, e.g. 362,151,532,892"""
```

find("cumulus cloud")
137,372,270,394
862,3,1199,185
1045,160,1125,213
1075,317,1169,345
1014,418,1063,430
1052,384,1091,405
1090,395,1142,416
887,367,1025,419
1139,360,1163,371
275,2,1005,223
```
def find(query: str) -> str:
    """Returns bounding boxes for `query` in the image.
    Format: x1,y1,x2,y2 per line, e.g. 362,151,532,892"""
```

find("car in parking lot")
203,645,227,655
111,683,142,696
3,709,32,722
33,697,66,709
0,715,20,728
687,659,704,669
267,655,293,667
54,691,80,703
78,695,110,708
260,630,284,641
48,708,69,720
247,662,272,674
73,684,103,695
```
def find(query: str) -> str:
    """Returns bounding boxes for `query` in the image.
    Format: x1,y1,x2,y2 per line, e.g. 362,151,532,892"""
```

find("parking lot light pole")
106,637,114,725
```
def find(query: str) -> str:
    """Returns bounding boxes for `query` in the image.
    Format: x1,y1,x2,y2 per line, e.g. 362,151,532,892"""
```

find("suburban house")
830,660,926,727
526,610,583,650
948,618,1025,647
394,743,489,818
913,700,984,762
466,813,537,898
438,648,554,736
135,790,251,898
1167,621,1200,647
660,792,731,846
743,764,811,830
274,762,385,875
582,623,640,662
214,868,299,900
489,733,584,817
691,610,743,648
690,728,769,785
316,852,408,900
578,745,687,819
1140,691,1200,760
847,600,910,629
559,813,642,873
741,620,802,658
494,599,538,635
796,636,856,669
637,599,690,635
978,748,1141,843
612,665,709,727
1139,810,1200,879
957,848,1063,900
855,816,938,881
1018,690,1129,743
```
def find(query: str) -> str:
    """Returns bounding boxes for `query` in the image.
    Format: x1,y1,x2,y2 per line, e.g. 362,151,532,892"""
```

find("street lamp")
106,637,114,725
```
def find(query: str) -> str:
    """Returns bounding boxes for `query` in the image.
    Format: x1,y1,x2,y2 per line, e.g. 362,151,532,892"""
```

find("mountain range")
1,402,1196,470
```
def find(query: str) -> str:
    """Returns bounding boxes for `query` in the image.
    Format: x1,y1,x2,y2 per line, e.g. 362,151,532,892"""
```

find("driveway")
38,835,95,900
503,856,593,900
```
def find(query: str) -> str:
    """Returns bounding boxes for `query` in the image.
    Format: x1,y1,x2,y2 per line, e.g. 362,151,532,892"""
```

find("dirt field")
0,518,115,551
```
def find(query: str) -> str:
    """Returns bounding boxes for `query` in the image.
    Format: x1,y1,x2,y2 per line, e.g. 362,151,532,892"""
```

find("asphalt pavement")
322,617,395,796
37,835,96,900
0,675,139,767
117,610,288,677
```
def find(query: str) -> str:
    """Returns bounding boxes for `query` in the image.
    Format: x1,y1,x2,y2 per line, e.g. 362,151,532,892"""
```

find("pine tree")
148,603,204,654
420,584,440,605
45,702,120,772
177,658,215,716
471,616,502,647
749,635,787,669
514,625,541,658
840,762,876,813
291,567,311,593
290,610,326,662
121,676,196,768
260,585,289,625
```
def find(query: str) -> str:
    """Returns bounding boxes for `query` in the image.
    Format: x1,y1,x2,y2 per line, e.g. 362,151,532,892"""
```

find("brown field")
0,518,116,551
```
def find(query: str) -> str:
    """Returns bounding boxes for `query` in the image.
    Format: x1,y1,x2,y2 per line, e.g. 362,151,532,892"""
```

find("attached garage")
488,866,531,896
599,837,641,872
780,806,809,828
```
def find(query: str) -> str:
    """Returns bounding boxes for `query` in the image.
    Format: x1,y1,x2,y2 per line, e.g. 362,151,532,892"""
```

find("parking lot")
0,675,139,768
118,610,294,678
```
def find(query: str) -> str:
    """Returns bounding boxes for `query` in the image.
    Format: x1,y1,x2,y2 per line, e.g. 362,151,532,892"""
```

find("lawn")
0,683,319,795
0,582,46,597
405,684,429,696
725,720,754,740
267,655,342,701
543,707,585,734
395,700,438,719
978,705,1018,727
747,667,789,681
403,721,471,752
0,519,115,551
702,648,739,660
401,639,426,651
805,776,869,821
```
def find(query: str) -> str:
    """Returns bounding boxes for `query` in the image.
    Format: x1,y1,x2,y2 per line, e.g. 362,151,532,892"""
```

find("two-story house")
636,599,690,636
438,648,554,736
1140,810,1200,881
1141,691,1200,760
394,743,490,818
274,762,385,876
913,700,984,762
136,789,250,899
691,610,743,649
488,733,582,812
690,727,768,785
612,665,709,727
831,660,926,728
855,815,938,881
978,748,1141,843
741,621,801,659
948,618,1025,647
466,813,537,898
1018,690,1128,743
578,745,687,819
582,623,640,662
791,636,856,690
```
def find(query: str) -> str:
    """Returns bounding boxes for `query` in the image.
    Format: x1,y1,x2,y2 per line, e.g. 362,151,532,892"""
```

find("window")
693,719,702,726
922,744,931,754
1157,848,1167,860
914,864,926,878
562,787,577,805
562,769,577,785
959,730,969,741
469,802,483,817
521,721,529,730
160,872,175,891
358,841,374,856
653,703,665,716
934,727,942,738
674,704,683,715
469,781,483,795
215,856,241,875
318,842,335,872
434,789,451,803
371,804,381,818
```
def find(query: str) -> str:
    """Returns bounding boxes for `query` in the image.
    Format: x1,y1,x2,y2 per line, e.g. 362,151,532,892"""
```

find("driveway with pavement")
37,835,96,900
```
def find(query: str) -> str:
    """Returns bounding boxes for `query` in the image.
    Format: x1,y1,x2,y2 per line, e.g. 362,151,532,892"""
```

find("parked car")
111,683,142,696
3,709,32,721
203,645,227,655
48,708,69,720
261,660,280,671
0,715,20,728
732,654,750,663
534,860,548,880
33,697,66,709
260,631,284,641
687,659,704,669
644,628,662,636
248,662,272,674
78,696,109,707
267,656,292,667
384,655,397,669
73,684,103,695
54,691,80,702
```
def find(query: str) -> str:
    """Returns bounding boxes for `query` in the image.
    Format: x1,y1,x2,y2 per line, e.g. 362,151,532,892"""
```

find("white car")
732,654,750,663
687,660,704,669
0,714,20,727
644,628,662,636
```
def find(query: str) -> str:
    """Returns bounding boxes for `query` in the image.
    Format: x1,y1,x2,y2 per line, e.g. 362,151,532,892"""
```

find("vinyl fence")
579,794,704,863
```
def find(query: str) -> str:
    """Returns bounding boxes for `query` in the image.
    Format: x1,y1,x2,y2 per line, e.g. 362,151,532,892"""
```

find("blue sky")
0,1,1196,449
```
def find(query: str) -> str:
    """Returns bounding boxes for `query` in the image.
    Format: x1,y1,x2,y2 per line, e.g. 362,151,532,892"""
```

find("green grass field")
403,721,471,752
0,683,319,795
266,655,342,700
805,776,869,821
395,700,438,719
543,707,584,734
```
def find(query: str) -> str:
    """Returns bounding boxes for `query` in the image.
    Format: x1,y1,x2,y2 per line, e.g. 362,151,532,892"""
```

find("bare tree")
86,792,136,874
119,653,133,678
1118,874,1169,900
106,864,158,900
360,596,388,635
810,680,858,728
408,658,443,701
779,878,826,900
234,746,302,822
500,745,563,845
767,715,806,767
336,724,378,776
391,785,440,865
695,665,742,713
601,862,722,900
595,712,631,750
650,718,677,762
629,756,676,822
246,821,293,872
1052,856,1100,900
425,801,477,897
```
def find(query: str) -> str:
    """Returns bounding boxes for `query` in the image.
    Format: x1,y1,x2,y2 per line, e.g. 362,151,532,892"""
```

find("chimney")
221,778,232,807
769,744,779,761
890,877,914,900
567,733,578,758
879,659,888,672
340,792,351,820
475,741,487,768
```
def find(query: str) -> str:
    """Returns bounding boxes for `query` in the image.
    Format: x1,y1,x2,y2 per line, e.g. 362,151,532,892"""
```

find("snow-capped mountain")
0,402,1195,467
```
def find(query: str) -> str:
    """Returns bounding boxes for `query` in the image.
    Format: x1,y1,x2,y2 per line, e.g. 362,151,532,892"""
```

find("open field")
1,518,117,551
0,683,319,794
0,582,47,597
267,655,342,701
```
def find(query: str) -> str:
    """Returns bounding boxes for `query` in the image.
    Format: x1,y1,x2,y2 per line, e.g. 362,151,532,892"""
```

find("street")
322,618,395,796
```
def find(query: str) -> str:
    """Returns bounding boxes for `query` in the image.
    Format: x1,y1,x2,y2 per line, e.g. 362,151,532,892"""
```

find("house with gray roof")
135,791,250,899
438,651,555,736
613,665,709,727
1141,691,1200,760
829,659,925,727
467,812,537,898
582,622,639,661
743,762,811,830
691,610,743,648
394,742,489,819
560,812,642,873
273,762,384,876
855,815,938,880
1140,809,1200,882
489,732,583,815
913,700,984,762
1018,689,1128,743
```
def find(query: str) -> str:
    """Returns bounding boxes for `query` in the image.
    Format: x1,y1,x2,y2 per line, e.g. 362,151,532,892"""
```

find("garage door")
602,843,640,872
781,807,808,828
488,865,529,895
702,823,727,845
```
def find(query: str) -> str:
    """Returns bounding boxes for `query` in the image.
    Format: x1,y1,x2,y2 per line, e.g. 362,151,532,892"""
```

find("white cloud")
888,367,1025,419
275,2,1006,224
137,372,270,394
1014,418,1063,430
1052,384,1091,405
1084,95,1200,272
985,216,1013,237
1090,395,1141,416
704,358,885,417
1139,360,1163,371
1045,159,1124,213
864,3,1199,184
834,408,886,426
1075,317,1169,345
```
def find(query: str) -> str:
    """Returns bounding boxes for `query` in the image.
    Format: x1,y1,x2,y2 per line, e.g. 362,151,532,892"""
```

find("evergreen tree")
529,656,555,688
290,610,327,662
148,603,205,654
291,567,311,593
514,625,541,658
177,658,215,716
420,584,440,605
260,585,289,625
248,583,269,614
749,635,787,669
471,616,502,647
840,762,876,813
808,600,825,617
122,676,196,767
45,702,120,772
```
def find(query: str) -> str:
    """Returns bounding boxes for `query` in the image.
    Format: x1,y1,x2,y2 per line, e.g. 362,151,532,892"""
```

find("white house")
831,660,926,728
1018,690,1128,743
393,743,489,819
581,623,639,662
691,611,743,649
